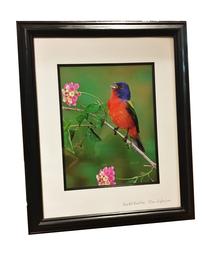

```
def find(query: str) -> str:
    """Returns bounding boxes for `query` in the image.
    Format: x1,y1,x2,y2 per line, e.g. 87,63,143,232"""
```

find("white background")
0,1,201,269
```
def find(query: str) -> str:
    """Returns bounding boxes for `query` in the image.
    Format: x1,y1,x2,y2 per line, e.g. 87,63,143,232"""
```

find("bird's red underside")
108,91,138,138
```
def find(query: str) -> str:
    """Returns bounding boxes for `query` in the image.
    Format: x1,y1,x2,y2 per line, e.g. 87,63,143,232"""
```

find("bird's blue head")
111,82,131,101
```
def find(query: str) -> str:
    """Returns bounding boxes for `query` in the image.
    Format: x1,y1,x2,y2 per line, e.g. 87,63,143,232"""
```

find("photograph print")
58,63,159,190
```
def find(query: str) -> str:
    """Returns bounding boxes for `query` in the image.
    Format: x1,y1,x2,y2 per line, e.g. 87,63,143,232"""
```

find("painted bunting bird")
107,82,145,152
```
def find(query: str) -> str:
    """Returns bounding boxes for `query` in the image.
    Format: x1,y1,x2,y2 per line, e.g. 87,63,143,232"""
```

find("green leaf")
86,128,101,142
63,120,73,131
76,113,88,125
63,129,75,154
95,116,104,128
101,103,108,113
85,103,100,113
69,129,75,140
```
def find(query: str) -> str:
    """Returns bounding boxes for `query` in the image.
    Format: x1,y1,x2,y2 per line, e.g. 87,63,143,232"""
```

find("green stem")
117,167,154,183
69,124,94,129
80,91,103,106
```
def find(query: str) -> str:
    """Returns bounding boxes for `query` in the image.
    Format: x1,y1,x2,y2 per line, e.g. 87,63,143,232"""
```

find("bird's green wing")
126,100,140,133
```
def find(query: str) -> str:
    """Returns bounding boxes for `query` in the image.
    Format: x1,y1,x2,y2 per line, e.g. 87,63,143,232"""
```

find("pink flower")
62,82,81,106
96,166,116,186
64,82,80,91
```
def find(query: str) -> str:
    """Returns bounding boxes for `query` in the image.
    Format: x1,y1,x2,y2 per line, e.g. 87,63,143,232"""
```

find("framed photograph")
17,21,194,234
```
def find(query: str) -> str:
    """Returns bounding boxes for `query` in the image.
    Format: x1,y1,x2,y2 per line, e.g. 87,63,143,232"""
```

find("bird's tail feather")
133,137,145,153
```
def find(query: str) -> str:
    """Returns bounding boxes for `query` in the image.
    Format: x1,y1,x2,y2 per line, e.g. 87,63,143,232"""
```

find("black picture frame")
17,21,194,234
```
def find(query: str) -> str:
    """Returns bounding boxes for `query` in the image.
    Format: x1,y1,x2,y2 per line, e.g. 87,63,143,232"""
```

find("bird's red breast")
107,90,138,138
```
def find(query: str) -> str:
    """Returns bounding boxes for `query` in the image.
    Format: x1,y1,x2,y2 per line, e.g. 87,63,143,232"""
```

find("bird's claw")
114,127,119,135
123,136,131,149
123,136,128,142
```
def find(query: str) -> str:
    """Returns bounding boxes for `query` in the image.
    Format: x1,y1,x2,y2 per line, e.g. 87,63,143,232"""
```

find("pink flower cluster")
96,166,116,186
62,82,81,106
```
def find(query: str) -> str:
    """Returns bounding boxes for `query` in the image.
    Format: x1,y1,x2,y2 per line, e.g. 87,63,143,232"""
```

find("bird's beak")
111,83,118,90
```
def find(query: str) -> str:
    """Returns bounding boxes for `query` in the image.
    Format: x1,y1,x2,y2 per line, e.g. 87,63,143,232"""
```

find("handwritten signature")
123,199,171,207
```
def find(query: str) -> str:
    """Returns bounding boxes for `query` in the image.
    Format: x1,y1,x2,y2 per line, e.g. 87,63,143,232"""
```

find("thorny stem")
62,106,157,169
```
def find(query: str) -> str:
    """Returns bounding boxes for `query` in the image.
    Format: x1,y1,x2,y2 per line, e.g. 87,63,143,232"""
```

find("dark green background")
58,64,158,189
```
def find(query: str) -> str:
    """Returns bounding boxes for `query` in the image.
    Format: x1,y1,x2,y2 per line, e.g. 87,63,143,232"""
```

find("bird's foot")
127,140,132,149
124,130,129,142
123,135,128,143
114,127,119,135
124,136,132,149
123,129,129,143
